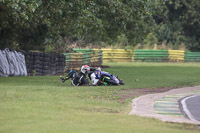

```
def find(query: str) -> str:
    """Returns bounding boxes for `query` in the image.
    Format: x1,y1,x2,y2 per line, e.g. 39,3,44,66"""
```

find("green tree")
153,0,200,51
0,0,157,51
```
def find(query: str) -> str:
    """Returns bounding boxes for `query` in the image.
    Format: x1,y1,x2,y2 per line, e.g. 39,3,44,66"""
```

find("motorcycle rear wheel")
104,78,120,85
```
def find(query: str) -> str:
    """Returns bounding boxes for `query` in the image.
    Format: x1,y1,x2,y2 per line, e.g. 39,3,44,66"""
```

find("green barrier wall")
185,52,200,62
134,50,168,62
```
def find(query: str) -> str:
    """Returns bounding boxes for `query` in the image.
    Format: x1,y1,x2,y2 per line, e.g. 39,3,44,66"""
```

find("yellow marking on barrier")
103,56,133,58
101,49,134,62
168,50,185,62
70,53,83,58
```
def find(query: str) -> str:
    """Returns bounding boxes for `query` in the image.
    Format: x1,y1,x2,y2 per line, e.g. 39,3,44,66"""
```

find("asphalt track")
129,86,200,124
181,95,200,122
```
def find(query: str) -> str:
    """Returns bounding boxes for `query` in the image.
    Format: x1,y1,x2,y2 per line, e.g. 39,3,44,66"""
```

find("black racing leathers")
61,70,89,86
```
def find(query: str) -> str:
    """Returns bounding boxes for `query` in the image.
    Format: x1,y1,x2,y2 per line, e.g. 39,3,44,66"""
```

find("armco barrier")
102,49,134,62
168,50,184,62
134,49,168,62
185,52,200,62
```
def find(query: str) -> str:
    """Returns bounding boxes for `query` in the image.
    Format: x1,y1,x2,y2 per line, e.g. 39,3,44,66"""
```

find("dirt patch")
77,107,119,113
118,87,179,102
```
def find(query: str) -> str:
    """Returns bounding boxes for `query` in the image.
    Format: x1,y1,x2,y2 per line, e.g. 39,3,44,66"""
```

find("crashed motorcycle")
88,70,125,86
98,71,125,86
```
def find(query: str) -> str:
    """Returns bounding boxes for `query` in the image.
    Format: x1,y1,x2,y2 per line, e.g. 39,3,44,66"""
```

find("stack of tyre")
42,53,53,75
25,52,65,76
56,54,66,75
25,52,40,75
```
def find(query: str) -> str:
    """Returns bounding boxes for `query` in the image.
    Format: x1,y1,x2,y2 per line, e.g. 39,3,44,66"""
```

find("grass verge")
0,62,200,133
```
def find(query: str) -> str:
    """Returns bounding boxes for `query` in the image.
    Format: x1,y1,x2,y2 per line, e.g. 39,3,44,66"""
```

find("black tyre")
104,78,119,85
119,80,125,85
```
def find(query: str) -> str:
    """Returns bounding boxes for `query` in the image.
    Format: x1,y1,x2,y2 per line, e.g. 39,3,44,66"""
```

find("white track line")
181,95,199,122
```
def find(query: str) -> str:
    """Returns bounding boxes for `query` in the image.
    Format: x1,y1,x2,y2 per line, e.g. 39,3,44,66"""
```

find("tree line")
1,0,200,52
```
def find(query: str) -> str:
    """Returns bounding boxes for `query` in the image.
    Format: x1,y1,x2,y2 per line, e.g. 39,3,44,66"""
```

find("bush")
143,33,158,49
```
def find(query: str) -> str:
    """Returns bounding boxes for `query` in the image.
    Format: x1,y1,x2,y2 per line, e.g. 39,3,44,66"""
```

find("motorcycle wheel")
119,79,125,85
104,78,120,85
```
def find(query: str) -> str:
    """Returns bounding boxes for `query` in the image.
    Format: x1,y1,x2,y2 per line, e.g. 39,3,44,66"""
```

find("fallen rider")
60,65,125,86
60,65,90,86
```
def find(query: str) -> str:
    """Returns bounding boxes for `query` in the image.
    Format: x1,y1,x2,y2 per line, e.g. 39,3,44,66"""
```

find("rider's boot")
60,76,66,83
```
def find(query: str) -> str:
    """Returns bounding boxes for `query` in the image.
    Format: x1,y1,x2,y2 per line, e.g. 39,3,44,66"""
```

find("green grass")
0,62,200,133
104,62,200,89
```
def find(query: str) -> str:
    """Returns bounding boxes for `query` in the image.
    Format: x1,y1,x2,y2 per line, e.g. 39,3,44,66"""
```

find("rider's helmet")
81,65,90,74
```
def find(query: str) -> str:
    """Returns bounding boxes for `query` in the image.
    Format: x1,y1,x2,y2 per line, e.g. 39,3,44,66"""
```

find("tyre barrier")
102,49,134,62
168,50,184,62
25,52,66,76
185,52,200,62
100,49,200,63
2,48,199,77
0,48,27,77
134,49,168,62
